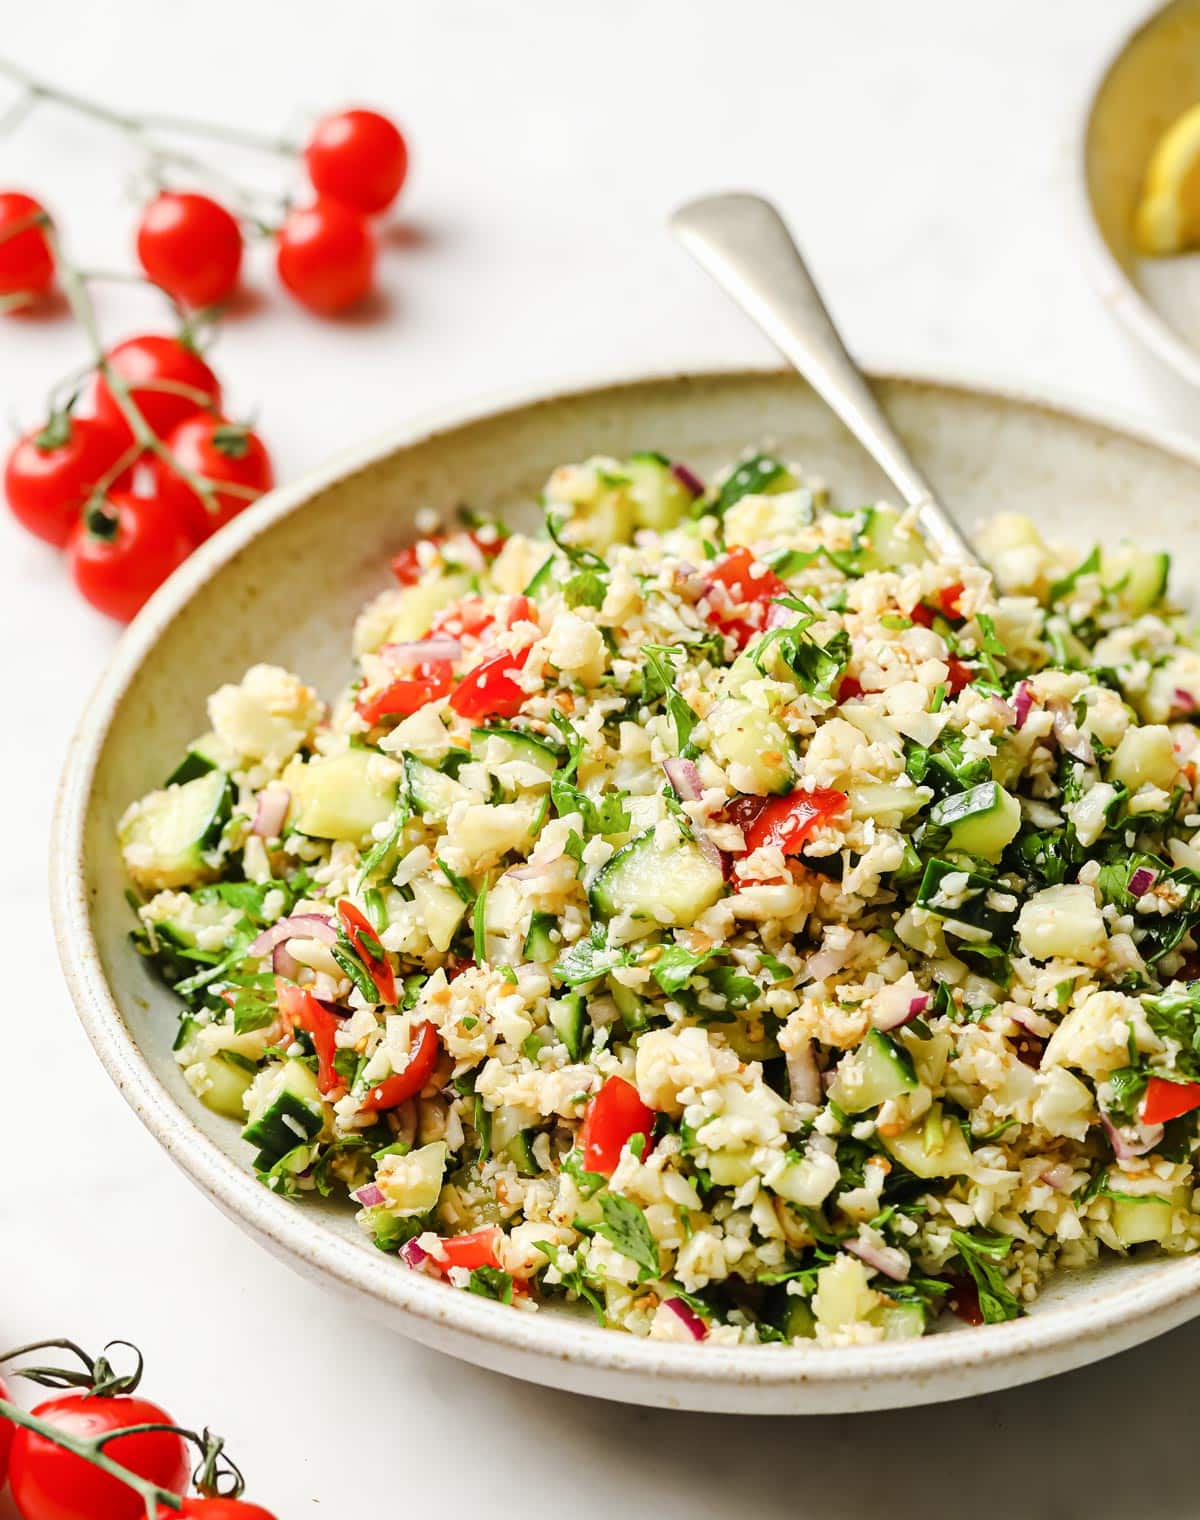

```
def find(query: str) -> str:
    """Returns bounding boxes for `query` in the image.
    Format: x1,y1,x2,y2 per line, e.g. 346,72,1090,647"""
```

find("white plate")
51,366,1200,1413
1078,0,1200,387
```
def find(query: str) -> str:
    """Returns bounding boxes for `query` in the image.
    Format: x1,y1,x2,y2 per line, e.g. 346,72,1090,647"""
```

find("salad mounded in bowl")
118,447,1200,1347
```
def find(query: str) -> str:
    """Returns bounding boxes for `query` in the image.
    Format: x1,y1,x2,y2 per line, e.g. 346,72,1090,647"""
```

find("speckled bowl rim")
50,363,1200,1410
1072,0,1200,390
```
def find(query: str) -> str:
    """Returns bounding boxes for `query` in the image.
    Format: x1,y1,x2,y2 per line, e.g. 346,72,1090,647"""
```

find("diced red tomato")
721,794,768,834
741,787,848,855
276,979,343,1095
355,662,452,724
359,1020,441,1112
909,602,936,629
580,1075,655,1176
946,657,973,693
504,594,538,628
837,675,864,701
337,899,397,1005
437,1227,502,1271
938,582,965,619
1140,1076,1200,1126
389,543,427,586
703,547,789,648
431,596,494,638
449,644,533,720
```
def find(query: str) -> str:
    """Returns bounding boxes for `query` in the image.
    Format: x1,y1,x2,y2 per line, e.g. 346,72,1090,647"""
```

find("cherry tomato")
276,980,344,1095
152,415,273,541
946,657,973,694
938,582,965,619
437,1226,502,1272
136,192,243,307
359,1020,440,1112
305,108,408,214
741,787,847,856
4,414,130,546
580,1076,655,1176
1140,1075,1200,1126
355,663,452,725
0,1374,13,1485
92,335,222,441
390,543,426,586
909,603,936,629
68,490,198,622
160,1502,279,1519
836,675,864,702
9,1392,188,1520
337,899,397,1005
0,190,54,302
276,201,375,314
448,645,533,721
430,596,495,639
703,547,789,647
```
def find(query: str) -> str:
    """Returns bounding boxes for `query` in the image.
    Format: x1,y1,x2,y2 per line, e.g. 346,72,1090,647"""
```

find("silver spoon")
670,191,976,565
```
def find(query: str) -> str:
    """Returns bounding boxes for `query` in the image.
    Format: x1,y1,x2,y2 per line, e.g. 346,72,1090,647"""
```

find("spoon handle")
671,191,975,565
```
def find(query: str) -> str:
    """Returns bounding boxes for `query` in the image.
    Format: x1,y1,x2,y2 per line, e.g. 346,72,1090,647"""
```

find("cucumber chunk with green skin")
406,755,470,822
588,828,725,929
706,699,793,795
828,1029,918,1113
714,454,796,515
916,858,1018,942
469,726,563,783
241,1061,324,1168
626,453,695,530
504,1129,542,1176
192,1050,255,1120
283,747,399,844
523,910,560,962
777,1295,816,1340
882,1104,974,1179
1111,1195,1175,1247
871,1301,924,1340
609,979,651,1031
164,731,228,786
930,781,1021,859
549,992,587,1060
1102,545,1170,616
119,768,232,891
852,506,926,573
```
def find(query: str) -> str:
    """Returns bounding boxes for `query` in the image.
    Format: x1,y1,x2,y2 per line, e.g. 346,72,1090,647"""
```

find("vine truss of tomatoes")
0,56,410,620
0,1338,276,1517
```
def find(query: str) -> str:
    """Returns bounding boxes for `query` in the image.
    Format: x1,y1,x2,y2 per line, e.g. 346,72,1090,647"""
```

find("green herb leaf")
597,1193,660,1281
949,1228,1022,1323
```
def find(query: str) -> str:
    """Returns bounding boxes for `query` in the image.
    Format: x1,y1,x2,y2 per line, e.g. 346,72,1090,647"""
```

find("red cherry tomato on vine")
9,1392,189,1520
136,192,243,308
305,108,408,214
159,1501,280,1519
4,414,130,546
68,490,198,622
0,190,54,302
152,414,273,541
92,335,222,441
276,200,375,314
0,1374,13,1485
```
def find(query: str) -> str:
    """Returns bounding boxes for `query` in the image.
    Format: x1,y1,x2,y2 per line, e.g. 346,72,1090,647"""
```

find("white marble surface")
3,1,1199,1513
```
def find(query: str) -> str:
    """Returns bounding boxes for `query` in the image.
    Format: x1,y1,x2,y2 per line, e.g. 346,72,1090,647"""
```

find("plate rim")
50,360,1200,1407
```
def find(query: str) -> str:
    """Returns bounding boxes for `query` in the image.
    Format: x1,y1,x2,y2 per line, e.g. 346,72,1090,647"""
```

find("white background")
3,1,1199,1514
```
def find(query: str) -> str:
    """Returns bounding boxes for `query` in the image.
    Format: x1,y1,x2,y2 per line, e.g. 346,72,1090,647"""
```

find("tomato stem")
0,1395,183,1517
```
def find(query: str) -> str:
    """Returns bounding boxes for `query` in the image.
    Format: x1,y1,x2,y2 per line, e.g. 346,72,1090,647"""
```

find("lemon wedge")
1135,102,1200,255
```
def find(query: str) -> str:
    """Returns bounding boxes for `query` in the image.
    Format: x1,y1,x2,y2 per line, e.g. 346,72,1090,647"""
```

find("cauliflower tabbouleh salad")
120,447,1200,1347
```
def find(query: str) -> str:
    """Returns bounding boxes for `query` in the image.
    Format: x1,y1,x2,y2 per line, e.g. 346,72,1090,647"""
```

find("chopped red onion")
663,757,704,801
662,1297,708,1340
1011,1007,1054,1039
693,827,725,877
1050,703,1094,765
765,600,794,631
507,858,555,882
381,636,462,671
272,942,301,980
786,1038,821,1106
846,1235,910,1282
872,983,928,1030
400,1238,430,1269
248,913,337,958
1129,866,1158,897
671,462,705,498
1039,1163,1074,1191
1013,681,1033,730
1101,1111,1163,1159
991,695,1016,725
804,944,849,983
252,787,290,838
353,1183,385,1208
1174,688,1196,715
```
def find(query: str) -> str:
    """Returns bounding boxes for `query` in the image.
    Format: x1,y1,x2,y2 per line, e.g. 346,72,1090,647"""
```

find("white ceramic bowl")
1077,0,1200,387
51,367,1200,1414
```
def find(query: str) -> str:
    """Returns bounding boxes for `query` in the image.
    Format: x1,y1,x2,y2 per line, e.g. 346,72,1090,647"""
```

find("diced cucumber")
381,573,472,645
406,755,470,823
706,699,793,795
588,828,725,930
141,889,238,951
164,731,228,786
882,1104,974,1179
1102,544,1169,616
188,1050,255,1120
722,1017,782,1062
1111,1192,1182,1247
714,454,797,515
853,505,926,573
626,452,694,530
1015,883,1106,963
828,1029,918,1113
916,858,1018,942
1108,725,1178,792
870,1301,925,1340
548,993,587,1060
241,1060,324,1168
469,727,562,787
410,874,468,952
119,769,232,891
379,1141,448,1215
282,748,400,844
503,1128,542,1176
707,1148,757,1186
930,781,1021,860
609,980,651,1031
523,911,560,962
850,781,928,822
778,1294,816,1340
